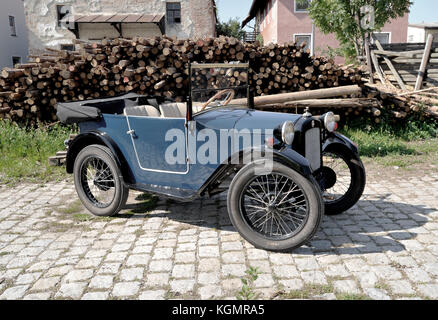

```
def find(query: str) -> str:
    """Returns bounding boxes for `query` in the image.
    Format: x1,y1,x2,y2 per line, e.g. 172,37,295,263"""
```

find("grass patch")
236,267,261,300
56,200,83,215
283,283,334,299
72,213,93,222
340,116,438,167
0,120,77,185
336,293,371,300
0,252,11,256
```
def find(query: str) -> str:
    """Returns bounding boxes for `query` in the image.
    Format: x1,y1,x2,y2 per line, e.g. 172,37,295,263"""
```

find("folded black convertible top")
56,93,142,124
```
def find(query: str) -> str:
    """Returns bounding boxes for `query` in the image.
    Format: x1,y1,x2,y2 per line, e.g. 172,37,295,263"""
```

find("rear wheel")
227,161,323,252
321,148,366,215
73,144,129,216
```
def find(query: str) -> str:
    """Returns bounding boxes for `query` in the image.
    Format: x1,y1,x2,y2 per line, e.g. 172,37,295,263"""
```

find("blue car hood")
195,107,302,131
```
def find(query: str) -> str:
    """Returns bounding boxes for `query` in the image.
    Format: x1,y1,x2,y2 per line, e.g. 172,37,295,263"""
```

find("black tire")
73,144,129,216
227,160,324,252
322,147,366,216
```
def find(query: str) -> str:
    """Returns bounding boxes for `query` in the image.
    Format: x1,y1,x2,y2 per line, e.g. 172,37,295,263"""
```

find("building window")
295,0,311,12
57,5,71,27
167,2,181,24
61,44,75,51
294,34,313,55
372,32,391,44
9,16,16,36
12,56,21,67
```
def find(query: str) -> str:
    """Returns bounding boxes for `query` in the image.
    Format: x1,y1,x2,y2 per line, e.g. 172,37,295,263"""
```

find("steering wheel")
200,89,235,111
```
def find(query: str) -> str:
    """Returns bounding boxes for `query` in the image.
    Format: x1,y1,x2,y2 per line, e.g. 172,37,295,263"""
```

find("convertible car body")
57,63,366,251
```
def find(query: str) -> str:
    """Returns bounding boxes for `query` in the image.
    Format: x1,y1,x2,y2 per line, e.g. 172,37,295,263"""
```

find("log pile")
0,36,366,124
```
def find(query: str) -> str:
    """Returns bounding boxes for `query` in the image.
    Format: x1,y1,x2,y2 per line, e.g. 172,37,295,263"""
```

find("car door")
125,115,189,174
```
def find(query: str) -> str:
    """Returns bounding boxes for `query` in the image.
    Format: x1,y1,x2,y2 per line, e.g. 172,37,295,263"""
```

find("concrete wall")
0,0,29,68
259,0,409,63
24,0,216,53
408,27,438,43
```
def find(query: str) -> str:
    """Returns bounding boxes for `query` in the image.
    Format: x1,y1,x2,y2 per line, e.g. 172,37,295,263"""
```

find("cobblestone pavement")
0,166,438,300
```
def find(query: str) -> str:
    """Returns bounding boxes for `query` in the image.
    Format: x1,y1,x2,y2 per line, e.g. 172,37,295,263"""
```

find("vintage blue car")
57,63,365,251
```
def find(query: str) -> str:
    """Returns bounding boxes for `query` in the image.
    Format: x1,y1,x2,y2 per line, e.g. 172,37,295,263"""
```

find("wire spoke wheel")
80,156,116,208
240,173,309,240
322,152,352,203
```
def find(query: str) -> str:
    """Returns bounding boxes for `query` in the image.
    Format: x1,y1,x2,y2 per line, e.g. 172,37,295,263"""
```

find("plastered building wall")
24,0,216,53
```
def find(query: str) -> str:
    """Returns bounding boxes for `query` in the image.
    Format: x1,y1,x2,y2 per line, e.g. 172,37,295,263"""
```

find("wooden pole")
365,36,374,84
415,34,434,91
231,85,362,106
370,50,385,84
373,38,407,91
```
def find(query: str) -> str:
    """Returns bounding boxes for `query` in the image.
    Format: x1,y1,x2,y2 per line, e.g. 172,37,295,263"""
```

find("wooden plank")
416,34,435,91
137,14,155,23
365,37,374,84
373,38,407,90
370,50,385,83
397,87,438,97
93,15,115,23
107,14,127,23
124,14,142,23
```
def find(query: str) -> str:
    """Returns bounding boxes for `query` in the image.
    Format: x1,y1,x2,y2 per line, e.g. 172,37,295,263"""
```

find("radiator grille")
305,128,321,171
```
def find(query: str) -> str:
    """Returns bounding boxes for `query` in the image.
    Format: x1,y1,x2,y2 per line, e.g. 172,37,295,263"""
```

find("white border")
294,33,313,55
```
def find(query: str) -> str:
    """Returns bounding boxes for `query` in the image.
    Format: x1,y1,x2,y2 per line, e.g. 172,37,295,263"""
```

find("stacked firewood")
0,36,366,124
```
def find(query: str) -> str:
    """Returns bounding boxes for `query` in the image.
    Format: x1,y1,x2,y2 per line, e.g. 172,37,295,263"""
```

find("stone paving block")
417,284,438,299
149,260,172,272
198,246,220,258
170,279,195,294
64,269,94,282
82,292,109,300
172,264,195,279
56,282,86,299
198,285,223,300
0,285,29,300
139,290,166,300
222,251,245,264
145,273,169,287
126,254,150,267
334,280,360,294
388,280,415,295
221,264,247,277
112,282,141,297
31,277,61,291
364,288,391,300
89,275,114,289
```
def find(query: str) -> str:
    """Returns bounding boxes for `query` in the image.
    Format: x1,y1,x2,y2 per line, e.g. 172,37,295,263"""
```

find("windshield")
190,63,250,114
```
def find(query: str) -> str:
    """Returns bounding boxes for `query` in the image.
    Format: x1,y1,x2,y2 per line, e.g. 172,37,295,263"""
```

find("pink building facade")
243,0,409,63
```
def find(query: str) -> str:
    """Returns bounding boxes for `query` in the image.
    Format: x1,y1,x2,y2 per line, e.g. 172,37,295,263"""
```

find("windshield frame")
187,62,253,121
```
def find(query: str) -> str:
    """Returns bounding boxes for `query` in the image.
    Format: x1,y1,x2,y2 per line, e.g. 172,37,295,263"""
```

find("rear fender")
66,131,135,184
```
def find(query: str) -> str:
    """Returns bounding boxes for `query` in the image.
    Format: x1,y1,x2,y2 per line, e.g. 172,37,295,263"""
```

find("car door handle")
127,129,137,138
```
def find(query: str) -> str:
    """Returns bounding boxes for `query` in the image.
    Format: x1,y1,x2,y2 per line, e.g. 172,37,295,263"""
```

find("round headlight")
324,112,337,132
281,121,295,145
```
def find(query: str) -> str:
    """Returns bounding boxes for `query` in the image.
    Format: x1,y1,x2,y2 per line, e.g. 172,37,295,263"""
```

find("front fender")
323,132,361,161
66,130,135,184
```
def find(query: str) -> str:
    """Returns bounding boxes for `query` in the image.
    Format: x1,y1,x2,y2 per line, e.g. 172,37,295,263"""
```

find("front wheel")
227,161,324,252
320,148,366,215
73,144,129,216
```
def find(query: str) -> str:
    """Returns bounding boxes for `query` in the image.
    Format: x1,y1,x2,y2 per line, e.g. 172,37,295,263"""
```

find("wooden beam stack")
0,36,368,124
